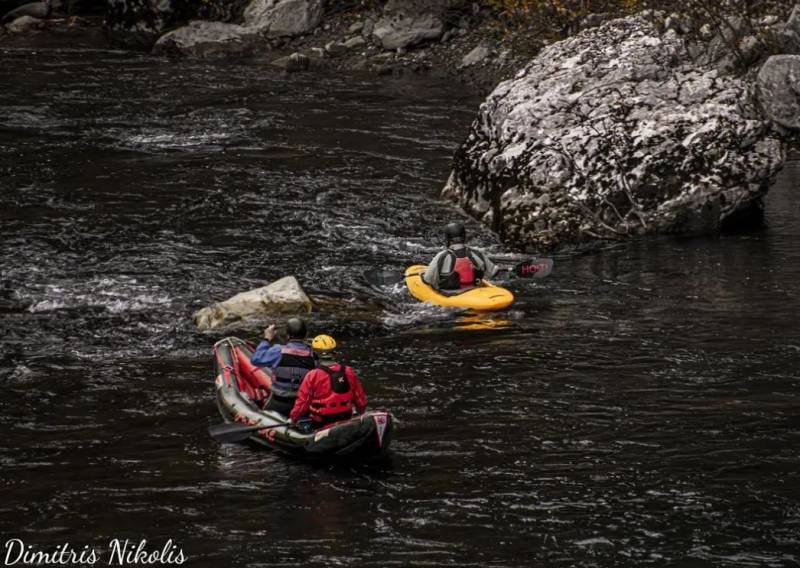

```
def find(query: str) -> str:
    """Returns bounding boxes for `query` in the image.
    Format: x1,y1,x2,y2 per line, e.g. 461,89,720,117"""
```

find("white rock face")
758,54,800,130
153,21,258,57
244,0,323,37
443,15,786,249
194,276,312,331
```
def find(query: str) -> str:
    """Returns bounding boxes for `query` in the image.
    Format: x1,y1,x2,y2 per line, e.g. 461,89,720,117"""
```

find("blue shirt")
251,340,316,369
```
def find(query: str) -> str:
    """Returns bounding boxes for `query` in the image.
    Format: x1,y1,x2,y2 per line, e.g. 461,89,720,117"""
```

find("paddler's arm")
289,371,315,423
422,250,447,289
346,367,368,414
474,249,499,279
251,325,281,368
481,252,500,279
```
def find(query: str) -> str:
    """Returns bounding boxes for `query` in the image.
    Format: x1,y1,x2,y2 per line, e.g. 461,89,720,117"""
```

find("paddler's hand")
264,324,276,342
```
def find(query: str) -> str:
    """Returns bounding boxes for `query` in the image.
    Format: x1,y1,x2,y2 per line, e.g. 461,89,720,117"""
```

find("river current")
1,38,799,567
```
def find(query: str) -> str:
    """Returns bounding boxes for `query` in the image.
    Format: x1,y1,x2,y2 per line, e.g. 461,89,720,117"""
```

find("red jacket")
290,363,367,423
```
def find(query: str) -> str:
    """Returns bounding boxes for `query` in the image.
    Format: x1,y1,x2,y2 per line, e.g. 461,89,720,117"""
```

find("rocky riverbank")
3,1,799,251
0,1,550,95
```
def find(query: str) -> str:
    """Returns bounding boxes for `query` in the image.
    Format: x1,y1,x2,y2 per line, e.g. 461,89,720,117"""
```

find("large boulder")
194,276,312,331
153,20,258,57
757,54,800,131
243,0,323,37
442,15,786,249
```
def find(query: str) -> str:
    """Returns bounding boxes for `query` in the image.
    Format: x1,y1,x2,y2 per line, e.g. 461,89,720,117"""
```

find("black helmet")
285,317,307,339
444,222,466,245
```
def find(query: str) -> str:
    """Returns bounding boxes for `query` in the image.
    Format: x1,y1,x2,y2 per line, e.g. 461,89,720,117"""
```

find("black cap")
285,317,307,339
444,222,466,245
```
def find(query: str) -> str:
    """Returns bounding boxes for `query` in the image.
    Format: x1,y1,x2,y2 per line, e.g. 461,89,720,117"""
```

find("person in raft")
422,222,500,291
251,317,318,416
289,355,368,430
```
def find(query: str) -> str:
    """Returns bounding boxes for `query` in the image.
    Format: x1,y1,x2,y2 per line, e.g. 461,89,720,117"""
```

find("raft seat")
233,347,273,404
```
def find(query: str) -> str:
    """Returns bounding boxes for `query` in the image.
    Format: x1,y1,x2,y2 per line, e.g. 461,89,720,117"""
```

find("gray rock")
270,51,310,72
765,4,800,55
194,276,312,331
757,54,800,130
324,40,347,55
461,45,489,67
373,11,443,50
343,35,366,49
244,0,324,38
760,15,780,27
5,14,43,32
347,20,364,35
442,15,785,249
361,18,374,40
153,21,259,58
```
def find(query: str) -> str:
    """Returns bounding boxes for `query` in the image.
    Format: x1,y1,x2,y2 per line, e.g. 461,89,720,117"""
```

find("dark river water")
2,37,800,567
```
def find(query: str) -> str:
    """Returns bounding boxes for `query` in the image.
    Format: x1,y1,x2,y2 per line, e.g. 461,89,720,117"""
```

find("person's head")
285,317,307,340
443,222,466,247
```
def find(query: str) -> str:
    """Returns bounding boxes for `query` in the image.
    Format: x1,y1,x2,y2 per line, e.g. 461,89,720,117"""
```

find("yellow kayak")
404,264,515,312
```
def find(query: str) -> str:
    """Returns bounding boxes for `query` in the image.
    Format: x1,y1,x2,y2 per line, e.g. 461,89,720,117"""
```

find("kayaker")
251,317,318,415
422,222,499,291
290,360,368,429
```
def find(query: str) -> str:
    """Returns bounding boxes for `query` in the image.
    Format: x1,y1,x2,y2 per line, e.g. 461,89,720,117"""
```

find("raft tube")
404,264,514,311
213,337,394,460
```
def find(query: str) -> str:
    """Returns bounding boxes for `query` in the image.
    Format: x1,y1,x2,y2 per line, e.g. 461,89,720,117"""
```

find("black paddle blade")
208,422,265,444
512,258,554,278
363,268,406,286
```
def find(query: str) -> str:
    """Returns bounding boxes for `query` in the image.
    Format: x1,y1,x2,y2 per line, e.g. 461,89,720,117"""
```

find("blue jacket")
251,340,317,369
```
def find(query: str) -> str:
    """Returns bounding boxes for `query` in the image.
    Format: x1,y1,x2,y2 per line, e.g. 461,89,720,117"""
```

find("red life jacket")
439,248,483,289
453,255,476,288
309,364,353,425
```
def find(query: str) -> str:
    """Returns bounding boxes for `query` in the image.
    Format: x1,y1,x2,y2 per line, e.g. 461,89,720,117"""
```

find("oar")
208,421,292,444
364,258,554,286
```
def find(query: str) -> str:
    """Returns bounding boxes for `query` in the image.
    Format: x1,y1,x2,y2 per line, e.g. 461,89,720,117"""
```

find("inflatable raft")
213,337,393,459
404,264,515,311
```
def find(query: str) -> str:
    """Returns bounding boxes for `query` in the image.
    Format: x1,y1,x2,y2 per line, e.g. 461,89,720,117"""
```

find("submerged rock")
270,51,310,71
5,14,43,32
153,20,258,57
443,15,785,249
194,276,312,331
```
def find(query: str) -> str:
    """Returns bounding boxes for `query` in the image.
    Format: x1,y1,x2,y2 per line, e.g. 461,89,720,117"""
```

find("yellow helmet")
312,334,336,351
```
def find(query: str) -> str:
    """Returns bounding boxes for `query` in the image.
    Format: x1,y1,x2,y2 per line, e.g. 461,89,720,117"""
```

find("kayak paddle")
208,421,292,444
364,258,554,286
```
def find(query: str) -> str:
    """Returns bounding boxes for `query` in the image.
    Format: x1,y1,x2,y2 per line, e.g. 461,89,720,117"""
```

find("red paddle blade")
512,258,553,278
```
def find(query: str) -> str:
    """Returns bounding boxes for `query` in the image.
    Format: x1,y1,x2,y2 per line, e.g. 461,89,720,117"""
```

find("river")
1,38,799,567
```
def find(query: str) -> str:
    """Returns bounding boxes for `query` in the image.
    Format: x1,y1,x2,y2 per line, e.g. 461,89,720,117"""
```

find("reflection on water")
1,42,799,567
